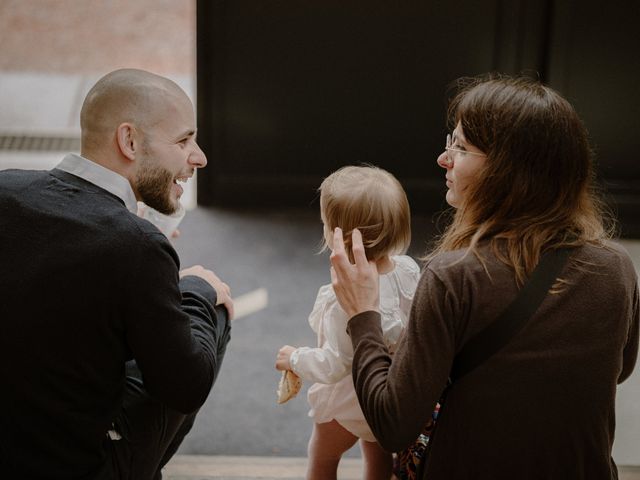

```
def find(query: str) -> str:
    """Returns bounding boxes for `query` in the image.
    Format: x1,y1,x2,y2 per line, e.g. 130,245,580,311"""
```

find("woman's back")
411,242,639,478
331,76,639,480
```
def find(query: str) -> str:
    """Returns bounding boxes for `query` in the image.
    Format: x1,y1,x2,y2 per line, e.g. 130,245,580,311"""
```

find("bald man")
0,69,233,479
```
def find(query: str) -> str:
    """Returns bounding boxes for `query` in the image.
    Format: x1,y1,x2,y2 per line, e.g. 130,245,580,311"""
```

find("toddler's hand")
275,345,296,371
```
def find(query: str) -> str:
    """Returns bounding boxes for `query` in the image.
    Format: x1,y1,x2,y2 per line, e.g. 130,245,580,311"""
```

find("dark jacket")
0,168,226,478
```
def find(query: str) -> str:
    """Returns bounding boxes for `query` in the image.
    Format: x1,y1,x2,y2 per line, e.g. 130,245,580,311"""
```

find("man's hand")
180,265,234,320
329,228,380,318
275,345,296,371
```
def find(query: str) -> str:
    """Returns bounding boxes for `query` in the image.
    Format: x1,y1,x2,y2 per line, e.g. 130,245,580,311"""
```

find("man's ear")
116,123,139,161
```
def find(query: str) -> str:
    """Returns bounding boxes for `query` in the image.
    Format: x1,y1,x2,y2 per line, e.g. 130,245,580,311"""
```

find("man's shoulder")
0,168,44,178
126,212,173,241
0,168,48,188
93,206,172,250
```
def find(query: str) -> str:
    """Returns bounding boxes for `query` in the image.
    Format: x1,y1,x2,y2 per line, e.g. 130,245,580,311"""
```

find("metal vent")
0,134,80,152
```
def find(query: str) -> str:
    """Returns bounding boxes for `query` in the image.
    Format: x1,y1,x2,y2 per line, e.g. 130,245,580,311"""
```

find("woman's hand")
275,345,296,371
329,228,380,318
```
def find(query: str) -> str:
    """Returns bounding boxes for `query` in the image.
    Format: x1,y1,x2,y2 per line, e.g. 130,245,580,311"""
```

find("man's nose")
189,143,208,168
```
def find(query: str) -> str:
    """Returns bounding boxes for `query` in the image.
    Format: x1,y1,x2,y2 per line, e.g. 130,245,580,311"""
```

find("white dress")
290,255,420,441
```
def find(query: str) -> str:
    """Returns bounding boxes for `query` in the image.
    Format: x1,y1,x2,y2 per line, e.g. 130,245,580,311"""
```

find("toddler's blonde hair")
319,165,411,263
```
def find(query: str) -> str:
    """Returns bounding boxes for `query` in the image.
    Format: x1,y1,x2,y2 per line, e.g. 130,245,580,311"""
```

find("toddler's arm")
291,297,353,384
290,345,349,384
274,341,350,384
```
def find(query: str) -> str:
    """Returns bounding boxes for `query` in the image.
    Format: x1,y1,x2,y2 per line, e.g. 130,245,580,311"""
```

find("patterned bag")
392,403,440,480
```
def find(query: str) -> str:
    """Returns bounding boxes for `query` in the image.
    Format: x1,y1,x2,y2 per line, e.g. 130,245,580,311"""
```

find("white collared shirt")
55,153,138,214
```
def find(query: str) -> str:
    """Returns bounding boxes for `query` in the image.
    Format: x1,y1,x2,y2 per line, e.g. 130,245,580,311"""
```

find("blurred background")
0,0,638,470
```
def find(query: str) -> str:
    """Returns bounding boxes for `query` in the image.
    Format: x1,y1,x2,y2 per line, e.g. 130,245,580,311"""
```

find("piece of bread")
277,370,302,404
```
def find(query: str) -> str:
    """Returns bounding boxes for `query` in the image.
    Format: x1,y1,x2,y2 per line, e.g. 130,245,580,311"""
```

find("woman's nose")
437,151,452,169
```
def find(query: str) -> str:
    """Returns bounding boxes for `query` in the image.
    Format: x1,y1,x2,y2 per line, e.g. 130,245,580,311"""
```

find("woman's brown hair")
429,75,614,284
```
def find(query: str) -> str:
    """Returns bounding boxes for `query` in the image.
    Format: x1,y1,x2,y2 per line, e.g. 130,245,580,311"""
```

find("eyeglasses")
445,134,486,158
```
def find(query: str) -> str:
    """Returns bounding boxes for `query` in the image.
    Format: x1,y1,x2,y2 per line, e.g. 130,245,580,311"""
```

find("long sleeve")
347,244,640,480
347,268,455,453
291,289,353,384
123,229,230,414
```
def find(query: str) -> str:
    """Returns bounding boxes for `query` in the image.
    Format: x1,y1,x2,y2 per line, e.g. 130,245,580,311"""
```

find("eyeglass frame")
445,133,486,158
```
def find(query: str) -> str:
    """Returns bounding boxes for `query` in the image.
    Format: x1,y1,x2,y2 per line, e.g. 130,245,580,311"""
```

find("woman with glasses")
328,75,639,479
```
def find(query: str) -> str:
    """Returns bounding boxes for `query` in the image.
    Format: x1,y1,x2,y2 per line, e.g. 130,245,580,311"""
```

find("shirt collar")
55,153,138,213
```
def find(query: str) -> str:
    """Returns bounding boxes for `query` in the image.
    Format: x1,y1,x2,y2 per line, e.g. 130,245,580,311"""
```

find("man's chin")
142,196,178,216
159,201,180,216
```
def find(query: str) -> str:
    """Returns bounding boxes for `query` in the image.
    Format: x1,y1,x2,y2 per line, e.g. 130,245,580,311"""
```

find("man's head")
80,68,206,214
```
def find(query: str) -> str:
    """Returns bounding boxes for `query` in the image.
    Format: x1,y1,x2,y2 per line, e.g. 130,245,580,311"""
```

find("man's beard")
135,158,177,215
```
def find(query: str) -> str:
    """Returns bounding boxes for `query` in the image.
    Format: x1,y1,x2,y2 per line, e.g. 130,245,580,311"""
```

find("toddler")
275,165,420,480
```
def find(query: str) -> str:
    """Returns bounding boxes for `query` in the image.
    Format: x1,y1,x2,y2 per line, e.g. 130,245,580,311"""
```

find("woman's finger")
330,227,350,272
350,228,369,268
331,227,346,255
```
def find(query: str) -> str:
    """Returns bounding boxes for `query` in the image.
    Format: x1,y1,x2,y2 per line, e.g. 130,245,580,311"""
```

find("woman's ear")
116,122,138,161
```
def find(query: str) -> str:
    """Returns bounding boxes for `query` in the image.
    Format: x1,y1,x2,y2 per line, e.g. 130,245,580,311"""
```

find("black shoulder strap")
450,248,572,382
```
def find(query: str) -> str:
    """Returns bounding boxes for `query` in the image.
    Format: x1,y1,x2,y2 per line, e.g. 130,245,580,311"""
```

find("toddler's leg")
360,438,393,480
307,420,358,480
